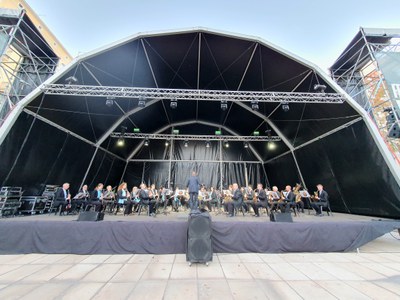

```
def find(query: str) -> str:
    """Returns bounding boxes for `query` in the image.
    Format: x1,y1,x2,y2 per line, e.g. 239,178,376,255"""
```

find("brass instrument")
223,190,233,203
293,183,302,203
311,191,319,202
253,192,258,203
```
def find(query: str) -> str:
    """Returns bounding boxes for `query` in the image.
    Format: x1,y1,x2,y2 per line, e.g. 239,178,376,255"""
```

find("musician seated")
268,186,281,211
279,185,296,213
227,183,243,217
131,186,140,212
139,183,156,217
71,184,89,213
102,185,115,213
209,187,220,211
173,187,181,212
150,184,159,213
243,185,254,213
53,182,70,215
199,186,211,211
311,184,329,216
115,183,130,215
89,183,104,212
251,183,268,217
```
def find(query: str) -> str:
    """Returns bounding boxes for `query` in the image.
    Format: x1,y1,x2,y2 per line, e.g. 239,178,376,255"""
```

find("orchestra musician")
311,184,329,216
71,184,90,212
53,182,71,215
173,187,181,212
222,185,233,213
90,183,104,212
139,183,156,217
131,186,140,213
116,182,130,215
251,183,268,217
102,185,115,213
279,185,296,213
187,171,200,210
243,185,254,213
199,186,211,211
227,183,243,217
209,186,220,211
293,183,305,213
150,184,159,213
268,186,281,211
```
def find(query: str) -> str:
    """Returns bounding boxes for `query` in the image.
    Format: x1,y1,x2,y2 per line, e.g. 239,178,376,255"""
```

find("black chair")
318,197,333,216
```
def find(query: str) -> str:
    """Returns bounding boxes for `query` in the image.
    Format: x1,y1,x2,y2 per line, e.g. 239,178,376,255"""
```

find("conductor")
187,171,200,210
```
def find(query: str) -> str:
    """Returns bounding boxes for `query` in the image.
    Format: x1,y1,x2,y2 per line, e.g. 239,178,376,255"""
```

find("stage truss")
42,84,346,103
110,132,281,142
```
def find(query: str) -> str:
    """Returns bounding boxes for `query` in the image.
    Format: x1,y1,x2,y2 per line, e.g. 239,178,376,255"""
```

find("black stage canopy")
0,28,399,218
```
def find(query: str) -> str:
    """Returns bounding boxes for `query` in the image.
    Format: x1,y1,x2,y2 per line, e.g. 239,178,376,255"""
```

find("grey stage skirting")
0,220,398,254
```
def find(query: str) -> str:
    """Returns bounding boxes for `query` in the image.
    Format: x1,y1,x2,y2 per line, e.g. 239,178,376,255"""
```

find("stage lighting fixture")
184,140,189,147
221,100,228,111
243,141,249,148
120,126,127,135
313,84,327,93
144,138,149,146
117,138,125,147
268,142,276,150
205,141,211,148
281,102,290,112
251,100,259,111
165,140,170,147
105,99,114,107
224,140,229,148
170,98,178,109
138,96,146,108
65,76,78,85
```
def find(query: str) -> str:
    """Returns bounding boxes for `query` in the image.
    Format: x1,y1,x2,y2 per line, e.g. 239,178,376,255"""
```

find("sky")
26,0,400,73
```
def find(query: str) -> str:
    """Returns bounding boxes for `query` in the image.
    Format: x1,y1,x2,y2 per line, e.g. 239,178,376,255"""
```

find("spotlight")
144,138,149,146
117,138,125,147
313,84,327,93
106,96,114,107
138,96,146,108
184,140,189,147
251,100,259,111
224,140,229,148
165,140,170,147
281,101,290,112
120,126,127,135
244,141,249,148
65,76,78,85
268,142,276,150
170,98,178,109
205,141,211,148
221,100,228,111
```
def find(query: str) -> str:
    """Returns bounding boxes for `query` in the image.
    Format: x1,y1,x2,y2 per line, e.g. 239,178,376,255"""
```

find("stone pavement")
0,230,399,300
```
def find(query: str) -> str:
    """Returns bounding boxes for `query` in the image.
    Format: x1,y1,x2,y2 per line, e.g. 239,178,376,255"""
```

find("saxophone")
293,184,302,203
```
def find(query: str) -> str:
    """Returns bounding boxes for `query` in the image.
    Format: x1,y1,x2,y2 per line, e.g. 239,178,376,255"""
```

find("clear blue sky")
27,0,400,73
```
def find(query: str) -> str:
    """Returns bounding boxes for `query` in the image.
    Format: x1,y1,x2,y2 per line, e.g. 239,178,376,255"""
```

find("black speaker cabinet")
77,211,104,221
186,211,212,264
270,212,293,223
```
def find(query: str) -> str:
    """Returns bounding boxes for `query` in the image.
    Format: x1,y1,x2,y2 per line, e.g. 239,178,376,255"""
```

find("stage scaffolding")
0,8,59,125
330,28,400,161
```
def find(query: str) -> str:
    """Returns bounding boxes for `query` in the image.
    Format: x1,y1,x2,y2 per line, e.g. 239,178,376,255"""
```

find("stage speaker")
270,212,293,223
187,211,212,263
77,211,104,221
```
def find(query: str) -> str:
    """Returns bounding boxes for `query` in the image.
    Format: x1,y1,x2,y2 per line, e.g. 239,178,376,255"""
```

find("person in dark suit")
311,184,329,216
227,183,243,217
139,183,156,217
187,171,200,210
71,184,90,212
279,185,295,212
89,183,103,212
251,183,268,217
53,183,70,215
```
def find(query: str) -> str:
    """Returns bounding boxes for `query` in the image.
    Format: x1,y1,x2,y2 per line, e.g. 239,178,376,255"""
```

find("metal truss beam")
42,84,346,103
130,158,261,164
111,132,281,142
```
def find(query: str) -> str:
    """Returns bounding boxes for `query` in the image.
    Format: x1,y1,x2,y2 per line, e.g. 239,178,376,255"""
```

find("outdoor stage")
0,211,399,255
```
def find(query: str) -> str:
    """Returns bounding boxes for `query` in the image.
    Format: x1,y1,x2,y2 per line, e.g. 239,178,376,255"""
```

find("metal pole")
119,161,129,185
219,140,223,191
291,152,307,190
141,162,146,184
244,163,249,187
167,138,174,189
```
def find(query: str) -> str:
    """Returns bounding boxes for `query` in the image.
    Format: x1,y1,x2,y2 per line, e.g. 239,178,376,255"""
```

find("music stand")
300,190,312,214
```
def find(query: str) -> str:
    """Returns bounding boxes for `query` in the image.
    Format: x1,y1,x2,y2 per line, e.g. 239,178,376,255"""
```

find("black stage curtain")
0,112,126,195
